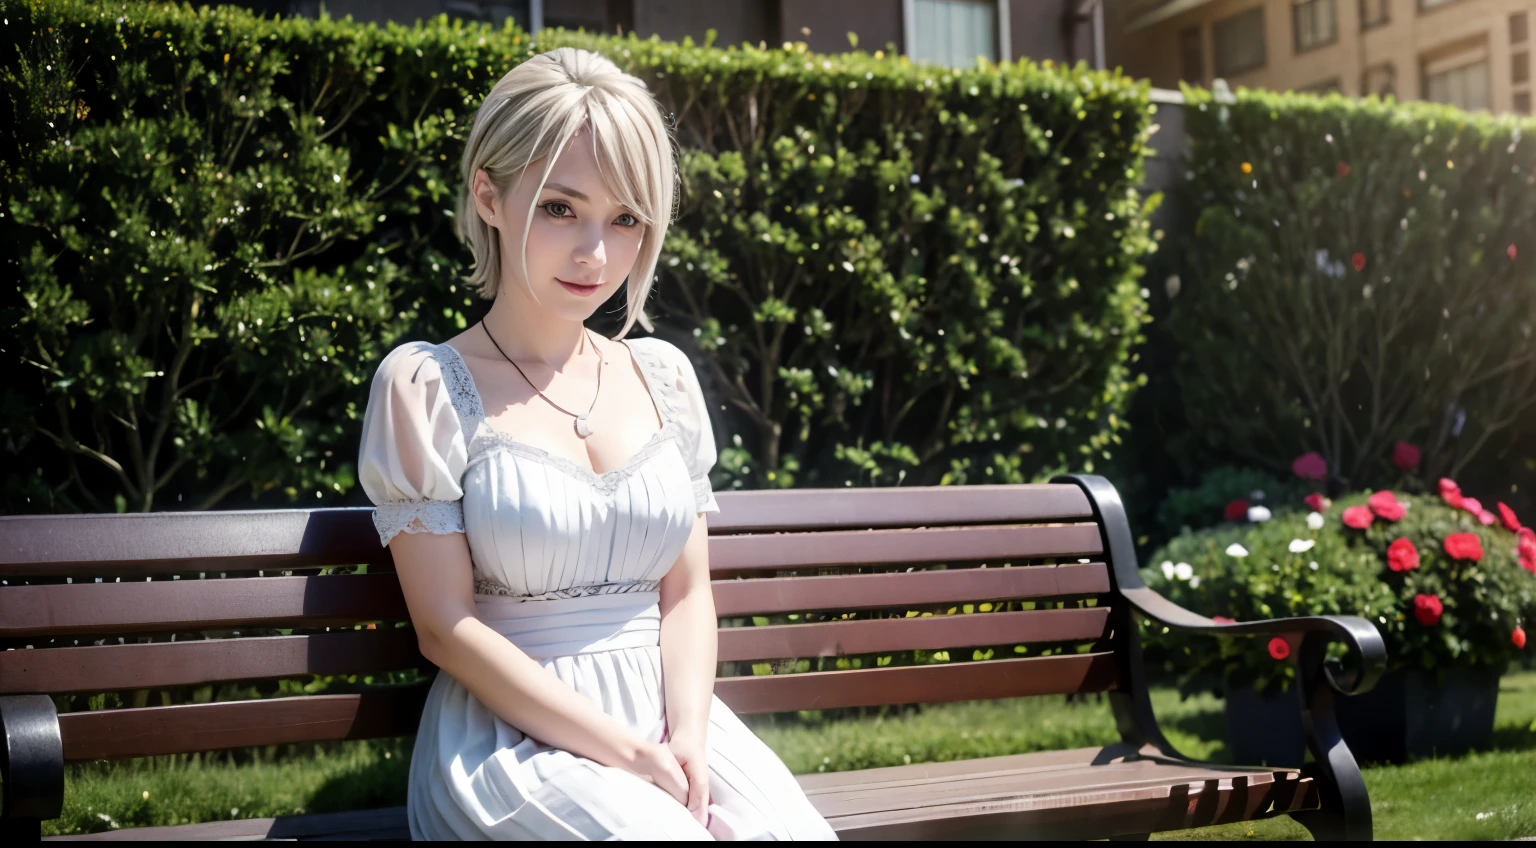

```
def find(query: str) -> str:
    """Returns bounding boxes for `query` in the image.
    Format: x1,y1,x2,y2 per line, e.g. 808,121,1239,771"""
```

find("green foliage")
1153,464,1308,539
1,0,1157,512
1144,488,1536,692
1167,84,1536,492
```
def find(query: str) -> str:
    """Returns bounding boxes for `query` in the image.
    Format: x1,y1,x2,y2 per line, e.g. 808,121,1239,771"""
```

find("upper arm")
659,513,712,614
390,530,478,653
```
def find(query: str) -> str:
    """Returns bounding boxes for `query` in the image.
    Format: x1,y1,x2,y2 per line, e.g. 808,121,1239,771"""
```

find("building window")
1513,13,1529,45
1362,62,1396,96
1359,0,1389,30
1179,25,1204,82
905,0,1007,68
1294,0,1338,52
1418,0,1461,12
1422,42,1490,111
1214,7,1267,76
1515,91,1532,114
445,0,540,31
1302,77,1342,94
1516,52,1531,85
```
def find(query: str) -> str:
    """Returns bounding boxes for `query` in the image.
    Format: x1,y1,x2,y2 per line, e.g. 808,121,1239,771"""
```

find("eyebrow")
543,183,590,202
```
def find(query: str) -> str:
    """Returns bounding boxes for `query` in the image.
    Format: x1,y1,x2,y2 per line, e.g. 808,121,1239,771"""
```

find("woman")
357,47,836,840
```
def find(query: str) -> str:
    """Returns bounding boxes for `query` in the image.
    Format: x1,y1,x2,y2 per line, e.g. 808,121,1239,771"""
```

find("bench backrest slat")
709,523,1103,573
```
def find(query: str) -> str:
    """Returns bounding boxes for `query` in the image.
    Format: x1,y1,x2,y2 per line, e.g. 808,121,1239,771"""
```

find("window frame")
1179,24,1204,83
1420,38,1492,112
1213,6,1268,77
1293,0,1340,55
902,0,1011,68
1361,61,1396,97
1359,0,1390,31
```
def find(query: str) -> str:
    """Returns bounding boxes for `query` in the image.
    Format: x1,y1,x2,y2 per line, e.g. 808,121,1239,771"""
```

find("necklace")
481,322,602,438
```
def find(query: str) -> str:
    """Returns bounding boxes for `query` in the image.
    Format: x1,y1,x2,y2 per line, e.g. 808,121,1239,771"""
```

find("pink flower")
1461,497,1483,516
1510,244,1519,261
1439,478,1464,509
1498,502,1521,532
1304,493,1332,512
1444,532,1485,562
1268,637,1292,661
1478,510,1498,527
1391,441,1421,471
1368,490,1406,522
1414,594,1443,626
1292,452,1328,481
1343,505,1375,529
1387,538,1419,572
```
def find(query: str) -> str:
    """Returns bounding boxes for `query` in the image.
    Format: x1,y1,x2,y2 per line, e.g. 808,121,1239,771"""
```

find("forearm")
659,582,718,740
422,616,648,768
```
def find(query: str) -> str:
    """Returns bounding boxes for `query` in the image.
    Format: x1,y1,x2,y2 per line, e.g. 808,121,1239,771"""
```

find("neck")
480,283,592,370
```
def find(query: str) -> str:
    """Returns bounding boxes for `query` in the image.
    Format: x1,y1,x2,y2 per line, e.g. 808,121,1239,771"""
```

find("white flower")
1248,505,1272,522
1289,538,1316,553
1306,511,1325,530
1173,562,1194,581
1189,576,1201,588
1160,561,1176,579
1249,489,1265,501
1309,561,1320,570
1226,543,1249,558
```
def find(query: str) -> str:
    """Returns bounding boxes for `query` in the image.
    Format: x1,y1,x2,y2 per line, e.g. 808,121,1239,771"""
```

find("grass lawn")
47,671,1536,839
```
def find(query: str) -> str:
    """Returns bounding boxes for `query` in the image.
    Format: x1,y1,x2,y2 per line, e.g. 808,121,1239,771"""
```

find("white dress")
358,337,836,841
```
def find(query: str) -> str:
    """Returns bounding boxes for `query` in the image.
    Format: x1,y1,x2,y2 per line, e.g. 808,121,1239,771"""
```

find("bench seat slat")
710,523,1104,574
40,748,1316,842
714,562,1111,617
717,608,1110,662
717,654,1119,715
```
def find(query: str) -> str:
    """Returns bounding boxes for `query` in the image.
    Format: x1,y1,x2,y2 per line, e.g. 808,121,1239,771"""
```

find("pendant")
574,415,593,438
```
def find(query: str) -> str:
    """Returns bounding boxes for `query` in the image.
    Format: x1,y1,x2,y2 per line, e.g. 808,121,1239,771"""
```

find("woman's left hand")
667,730,710,826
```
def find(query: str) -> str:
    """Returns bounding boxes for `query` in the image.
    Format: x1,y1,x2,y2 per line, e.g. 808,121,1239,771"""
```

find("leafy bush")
1166,84,1536,493
1,1,1158,513
1144,480,1536,693
1152,464,1308,540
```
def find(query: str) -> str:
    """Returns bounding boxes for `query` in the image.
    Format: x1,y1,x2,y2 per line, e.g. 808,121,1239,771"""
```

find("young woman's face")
475,129,646,321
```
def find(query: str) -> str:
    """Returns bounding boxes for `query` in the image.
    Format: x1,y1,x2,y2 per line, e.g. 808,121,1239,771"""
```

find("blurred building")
236,0,1106,70
1106,0,1532,114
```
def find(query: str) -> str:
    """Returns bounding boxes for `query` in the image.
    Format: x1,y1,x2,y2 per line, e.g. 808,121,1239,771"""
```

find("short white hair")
456,47,675,336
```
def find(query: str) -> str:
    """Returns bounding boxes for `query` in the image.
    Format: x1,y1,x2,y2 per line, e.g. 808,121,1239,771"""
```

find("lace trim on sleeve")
692,475,719,514
372,499,465,547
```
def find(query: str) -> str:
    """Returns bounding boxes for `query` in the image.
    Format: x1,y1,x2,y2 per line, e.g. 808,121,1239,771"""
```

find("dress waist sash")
474,591,661,660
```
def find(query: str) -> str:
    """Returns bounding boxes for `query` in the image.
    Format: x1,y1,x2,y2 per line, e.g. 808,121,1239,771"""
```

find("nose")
573,222,607,269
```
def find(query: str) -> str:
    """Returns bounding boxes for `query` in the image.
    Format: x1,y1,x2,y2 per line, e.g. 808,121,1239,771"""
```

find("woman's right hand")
628,741,690,807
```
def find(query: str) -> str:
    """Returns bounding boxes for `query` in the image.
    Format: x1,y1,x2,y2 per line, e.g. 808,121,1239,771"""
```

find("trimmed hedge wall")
1,0,1158,513
1164,85,1536,496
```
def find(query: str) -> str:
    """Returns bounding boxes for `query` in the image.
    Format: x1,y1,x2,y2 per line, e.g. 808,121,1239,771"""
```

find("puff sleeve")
358,343,469,546
669,345,721,515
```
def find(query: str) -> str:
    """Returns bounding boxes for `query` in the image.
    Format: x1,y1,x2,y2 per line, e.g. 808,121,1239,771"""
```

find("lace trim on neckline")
467,425,681,489
472,578,661,600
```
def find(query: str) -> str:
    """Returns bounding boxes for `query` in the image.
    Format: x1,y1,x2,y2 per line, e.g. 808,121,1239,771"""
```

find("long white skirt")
406,593,837,840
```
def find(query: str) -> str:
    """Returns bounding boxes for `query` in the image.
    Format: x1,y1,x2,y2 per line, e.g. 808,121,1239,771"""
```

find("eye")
541,201,573,219
614,212,640,228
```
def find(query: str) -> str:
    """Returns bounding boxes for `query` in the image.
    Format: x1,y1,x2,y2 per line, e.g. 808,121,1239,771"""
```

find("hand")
666,731,710,826
628,741,690,808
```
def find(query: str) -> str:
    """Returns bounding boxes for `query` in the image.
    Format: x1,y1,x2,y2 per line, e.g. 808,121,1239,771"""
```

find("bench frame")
0,474,1385,841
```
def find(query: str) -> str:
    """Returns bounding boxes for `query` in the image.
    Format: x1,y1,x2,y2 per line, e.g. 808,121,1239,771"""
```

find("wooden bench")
0,475,1385,841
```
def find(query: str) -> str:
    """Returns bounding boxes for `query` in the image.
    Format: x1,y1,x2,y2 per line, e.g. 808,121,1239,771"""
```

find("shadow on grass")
305,746,411,816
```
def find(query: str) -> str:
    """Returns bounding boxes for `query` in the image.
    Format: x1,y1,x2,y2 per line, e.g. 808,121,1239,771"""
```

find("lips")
558,279,602,297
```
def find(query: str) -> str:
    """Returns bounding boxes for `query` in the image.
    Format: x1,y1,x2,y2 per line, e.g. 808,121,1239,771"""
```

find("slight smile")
558,278,603,297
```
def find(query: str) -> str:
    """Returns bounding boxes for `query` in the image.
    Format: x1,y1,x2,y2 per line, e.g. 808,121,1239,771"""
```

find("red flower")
1268,636,1292,661
1391,441,1421,471
1511,244,1519,261
1352,252,1367,272
1212,615,1236,625
1387,538,1420,572
1368,490,1406,521
1498,502,1521,532
1336,161,1351,178
1444,532,1485,562
1304,492,1331,512
1413,594,1444,626
1518,529,1536,574
1224,499,1250,522
1515,626,1528,649
1292,452,1328,481
1342,505,1375,529
1439,478,1464,509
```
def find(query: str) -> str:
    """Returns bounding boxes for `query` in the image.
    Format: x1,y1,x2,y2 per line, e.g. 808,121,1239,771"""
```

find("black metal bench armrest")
1,695,65,840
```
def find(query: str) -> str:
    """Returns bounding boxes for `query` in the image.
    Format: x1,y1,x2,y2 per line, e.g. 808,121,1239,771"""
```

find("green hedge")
0,0,1157,513
1166,85,1536,494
